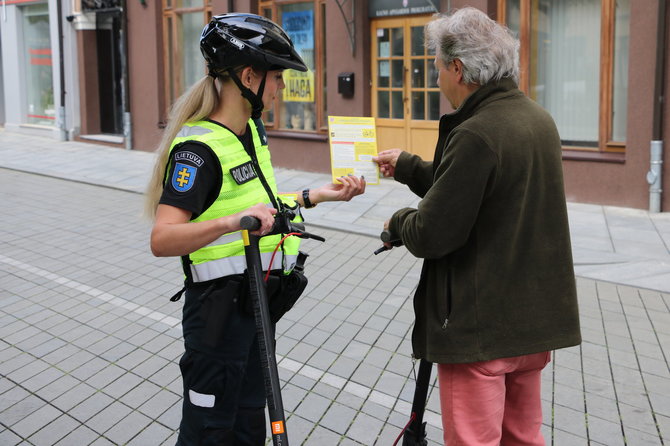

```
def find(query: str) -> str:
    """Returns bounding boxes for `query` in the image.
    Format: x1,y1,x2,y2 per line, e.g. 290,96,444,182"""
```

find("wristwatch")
302,188,316,208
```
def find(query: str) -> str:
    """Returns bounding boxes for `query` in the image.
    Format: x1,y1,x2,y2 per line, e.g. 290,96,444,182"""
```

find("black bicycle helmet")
200,13,307,118
200,13,308,73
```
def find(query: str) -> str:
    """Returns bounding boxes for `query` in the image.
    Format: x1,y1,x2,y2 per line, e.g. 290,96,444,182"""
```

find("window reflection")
392,60,404,88
412,92,425,120
392,28,404,56
23,3,54,126
411,26,424,56
378,91,390,118
378,28,390,57
412,60,424,88
392,91,404,119
611,0,629,142
530,0,600,146
428,92,440,120
279,3,316,131
378,61,390,88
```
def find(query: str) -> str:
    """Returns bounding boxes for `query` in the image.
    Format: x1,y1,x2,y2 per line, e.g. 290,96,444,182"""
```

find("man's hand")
382,218,393,249
373,149,403,178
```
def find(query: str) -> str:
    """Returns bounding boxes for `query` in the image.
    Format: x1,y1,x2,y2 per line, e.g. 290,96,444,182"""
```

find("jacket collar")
439,77,520,134
433,77,520,169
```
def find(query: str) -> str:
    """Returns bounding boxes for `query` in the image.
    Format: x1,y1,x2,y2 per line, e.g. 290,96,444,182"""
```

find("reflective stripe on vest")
203,231,243,248
190,252,299,283
167,119,302,283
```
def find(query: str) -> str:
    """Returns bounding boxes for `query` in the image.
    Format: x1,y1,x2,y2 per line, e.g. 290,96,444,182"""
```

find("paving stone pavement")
0,132,669,445
0,130,669,294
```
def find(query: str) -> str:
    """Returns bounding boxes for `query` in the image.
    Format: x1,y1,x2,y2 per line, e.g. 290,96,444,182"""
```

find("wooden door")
371,16,441,160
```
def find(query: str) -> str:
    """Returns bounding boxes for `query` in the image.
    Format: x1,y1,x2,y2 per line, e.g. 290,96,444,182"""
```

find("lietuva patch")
230,161,257,185
175,151,204,167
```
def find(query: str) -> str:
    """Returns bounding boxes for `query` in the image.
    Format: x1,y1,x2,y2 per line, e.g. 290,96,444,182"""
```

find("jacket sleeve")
394,151,434,198
389,129,498,259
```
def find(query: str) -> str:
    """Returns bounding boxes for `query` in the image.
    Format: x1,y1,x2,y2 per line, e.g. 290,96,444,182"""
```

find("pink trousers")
437,351,551,446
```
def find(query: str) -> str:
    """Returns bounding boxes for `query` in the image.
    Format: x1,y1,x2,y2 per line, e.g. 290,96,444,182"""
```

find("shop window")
260,0,325,132
610,0,629,143
22,3,54,126
163,1,211,105
501,0,629,152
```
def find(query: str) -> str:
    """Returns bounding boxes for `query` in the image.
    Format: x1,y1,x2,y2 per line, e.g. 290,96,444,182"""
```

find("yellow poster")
327,116,380,185
283,70,314,102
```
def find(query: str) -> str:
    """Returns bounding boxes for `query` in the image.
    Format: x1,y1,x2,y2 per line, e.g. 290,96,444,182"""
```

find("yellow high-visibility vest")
166,119,301,283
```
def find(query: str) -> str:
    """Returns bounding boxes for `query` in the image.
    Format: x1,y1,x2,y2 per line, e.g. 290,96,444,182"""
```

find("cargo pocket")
178,349,247,435
198,279,242,348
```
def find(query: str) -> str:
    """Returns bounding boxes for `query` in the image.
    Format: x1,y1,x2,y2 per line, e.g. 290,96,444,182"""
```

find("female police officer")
145,13,365,445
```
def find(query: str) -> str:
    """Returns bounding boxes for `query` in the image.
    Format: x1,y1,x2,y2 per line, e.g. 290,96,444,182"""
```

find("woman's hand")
315,174,366,203
235,203,277,236
373,149,403,178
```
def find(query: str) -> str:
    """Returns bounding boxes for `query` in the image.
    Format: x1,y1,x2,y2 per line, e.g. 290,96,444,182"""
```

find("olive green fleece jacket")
389,78,581,364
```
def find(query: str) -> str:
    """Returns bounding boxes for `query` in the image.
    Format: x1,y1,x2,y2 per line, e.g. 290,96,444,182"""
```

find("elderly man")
374,8,581,446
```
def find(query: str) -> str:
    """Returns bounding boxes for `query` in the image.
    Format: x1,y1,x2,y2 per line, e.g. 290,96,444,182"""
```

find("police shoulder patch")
171,162,198,192
230,161,258,185
174,151,204,167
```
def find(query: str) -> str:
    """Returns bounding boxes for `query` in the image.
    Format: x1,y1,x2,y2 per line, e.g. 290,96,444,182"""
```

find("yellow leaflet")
327,116,380,185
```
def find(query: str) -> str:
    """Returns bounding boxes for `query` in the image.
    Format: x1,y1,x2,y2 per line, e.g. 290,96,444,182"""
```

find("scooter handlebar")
374,230,403,255
380,230,394,243
240,216,321,242
240,215,262,231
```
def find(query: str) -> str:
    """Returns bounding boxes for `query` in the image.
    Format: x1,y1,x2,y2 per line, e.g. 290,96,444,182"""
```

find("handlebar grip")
240,217,307,235
380,230,394,243
373,246,390,255
240,216,261,231
375,230,401,255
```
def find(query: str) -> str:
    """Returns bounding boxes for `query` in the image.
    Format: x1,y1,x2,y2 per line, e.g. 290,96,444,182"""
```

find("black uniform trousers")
175,279,269,446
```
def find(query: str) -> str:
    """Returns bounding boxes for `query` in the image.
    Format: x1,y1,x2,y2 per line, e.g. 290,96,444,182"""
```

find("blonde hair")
144,75,220,219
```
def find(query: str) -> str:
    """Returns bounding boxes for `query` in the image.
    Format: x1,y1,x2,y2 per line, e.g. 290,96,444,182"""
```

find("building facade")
1,0,668,211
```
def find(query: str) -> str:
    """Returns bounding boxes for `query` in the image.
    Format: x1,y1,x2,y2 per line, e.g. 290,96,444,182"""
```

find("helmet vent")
229,27,260,40
246,16,274,28
260,39,290,57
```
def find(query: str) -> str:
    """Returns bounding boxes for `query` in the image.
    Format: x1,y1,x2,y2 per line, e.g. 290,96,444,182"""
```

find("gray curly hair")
425,7,519,85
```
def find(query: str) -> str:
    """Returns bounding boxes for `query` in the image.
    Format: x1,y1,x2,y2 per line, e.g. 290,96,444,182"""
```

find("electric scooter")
239,217,431,446
239,214,323,446
376,230,433,446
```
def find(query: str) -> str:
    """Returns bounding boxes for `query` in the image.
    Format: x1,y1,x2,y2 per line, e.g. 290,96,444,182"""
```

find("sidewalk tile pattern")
1,129,669,445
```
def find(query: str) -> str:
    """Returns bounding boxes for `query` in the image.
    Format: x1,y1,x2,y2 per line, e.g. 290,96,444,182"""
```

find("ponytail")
144,75,220,219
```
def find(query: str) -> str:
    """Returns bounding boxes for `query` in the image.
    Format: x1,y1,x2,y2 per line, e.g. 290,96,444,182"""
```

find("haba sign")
282,9,315,103
283,70,315,102
369,0,437,17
